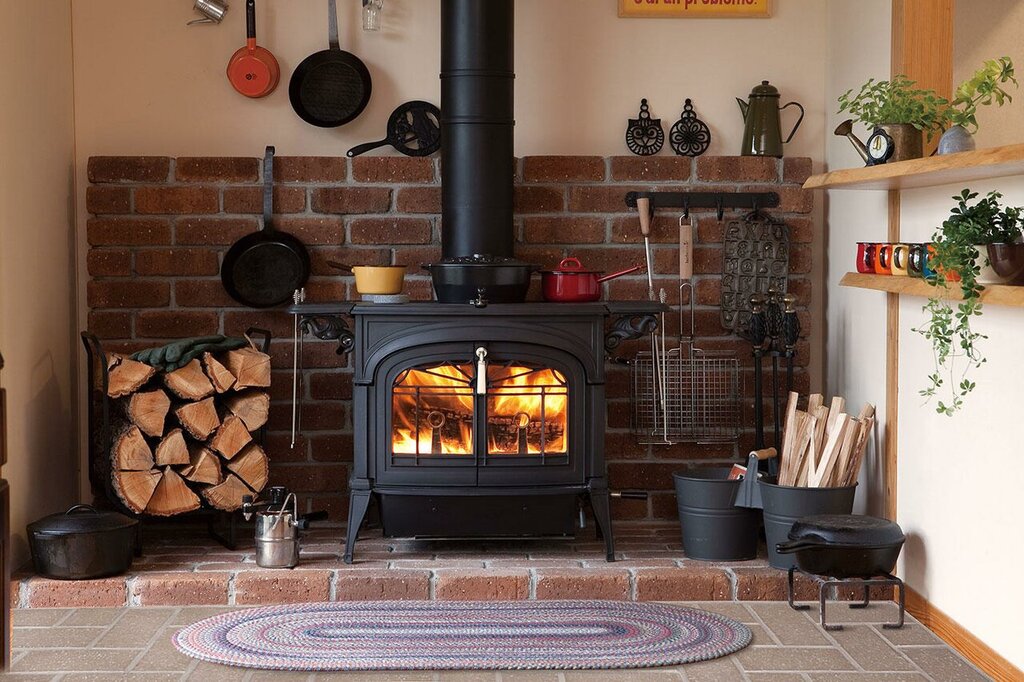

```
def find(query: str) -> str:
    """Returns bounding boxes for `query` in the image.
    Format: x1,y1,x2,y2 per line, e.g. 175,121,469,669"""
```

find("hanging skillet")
347,101,441,157
289,0,372,128
226,0,280,99
221,147,310,308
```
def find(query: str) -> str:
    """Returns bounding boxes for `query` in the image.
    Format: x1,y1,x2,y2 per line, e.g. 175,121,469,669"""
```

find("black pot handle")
65,504,99,515
775,540,821,554
295,510,329,530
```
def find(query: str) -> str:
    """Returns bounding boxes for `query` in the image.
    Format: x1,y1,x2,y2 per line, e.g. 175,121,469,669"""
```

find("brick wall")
86,154,814,524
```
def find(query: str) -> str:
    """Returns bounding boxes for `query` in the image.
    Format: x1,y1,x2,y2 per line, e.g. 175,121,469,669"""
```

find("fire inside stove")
392,361,568,456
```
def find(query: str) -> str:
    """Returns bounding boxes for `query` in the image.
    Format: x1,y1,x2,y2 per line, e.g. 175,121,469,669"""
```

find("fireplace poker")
290,287,306,449
748,293,768,451
783,293,800,396
636,197,666,440
765,287,783,450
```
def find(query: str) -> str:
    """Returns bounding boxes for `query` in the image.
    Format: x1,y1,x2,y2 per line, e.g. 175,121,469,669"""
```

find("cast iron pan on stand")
221,147,310,307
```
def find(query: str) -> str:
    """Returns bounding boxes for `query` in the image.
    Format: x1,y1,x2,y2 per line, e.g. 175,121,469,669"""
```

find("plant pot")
985,243,1024,284
937,125,976,155
759,481,857,570
673,468,760,561
877,123,923,162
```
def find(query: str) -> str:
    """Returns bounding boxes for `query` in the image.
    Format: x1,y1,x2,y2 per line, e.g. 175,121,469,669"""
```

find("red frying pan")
227,0,280,99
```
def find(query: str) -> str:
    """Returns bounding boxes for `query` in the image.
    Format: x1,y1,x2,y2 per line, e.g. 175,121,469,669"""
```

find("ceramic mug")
890,243,910,276
856,242,876,274
874,243,892,275
907,243,925,278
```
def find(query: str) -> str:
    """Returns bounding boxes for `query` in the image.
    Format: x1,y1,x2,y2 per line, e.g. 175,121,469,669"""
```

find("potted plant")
939,57,1017,154
915,190,1024,415
838,75,948,162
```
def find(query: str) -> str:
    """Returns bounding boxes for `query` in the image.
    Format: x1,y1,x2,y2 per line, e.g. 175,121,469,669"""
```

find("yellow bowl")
351,266,407,295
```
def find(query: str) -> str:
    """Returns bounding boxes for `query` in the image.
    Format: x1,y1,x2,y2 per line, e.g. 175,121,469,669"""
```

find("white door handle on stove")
475,347,488,395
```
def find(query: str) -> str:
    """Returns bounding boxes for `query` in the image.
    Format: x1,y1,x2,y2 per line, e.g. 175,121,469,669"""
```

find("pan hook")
715,195,725,222
682,197,690,220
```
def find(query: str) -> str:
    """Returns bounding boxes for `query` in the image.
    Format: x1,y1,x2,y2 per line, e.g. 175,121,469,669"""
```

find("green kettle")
736,81,804,157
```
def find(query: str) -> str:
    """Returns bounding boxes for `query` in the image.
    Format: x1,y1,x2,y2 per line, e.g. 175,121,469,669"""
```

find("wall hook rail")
625,191,780,220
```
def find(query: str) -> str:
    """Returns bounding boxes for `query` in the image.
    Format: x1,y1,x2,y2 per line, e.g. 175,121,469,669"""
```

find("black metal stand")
787,566,906,631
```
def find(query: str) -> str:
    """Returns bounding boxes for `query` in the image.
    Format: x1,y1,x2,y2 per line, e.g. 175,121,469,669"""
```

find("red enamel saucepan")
227,0,280,99
541,257,644,303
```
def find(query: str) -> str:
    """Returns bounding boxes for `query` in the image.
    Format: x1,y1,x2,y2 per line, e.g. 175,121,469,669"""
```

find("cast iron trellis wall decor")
669,99,711,156
625,99,665,156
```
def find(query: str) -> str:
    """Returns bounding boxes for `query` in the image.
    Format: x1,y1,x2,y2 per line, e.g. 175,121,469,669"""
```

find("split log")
202,474,252,512
107,357,156,398
202,352,236,393
146,467,201,516
128,389,171,438
112,469,161,514
224,348,271,389
181,446,222,486
226,444,269,492
209,415,251,460
112,426,154,471
175,397,220,440
225,391,270,431
154,428,189,466
164,359,215,400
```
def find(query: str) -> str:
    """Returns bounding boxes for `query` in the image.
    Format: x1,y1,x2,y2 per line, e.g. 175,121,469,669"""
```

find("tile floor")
1,601,988,681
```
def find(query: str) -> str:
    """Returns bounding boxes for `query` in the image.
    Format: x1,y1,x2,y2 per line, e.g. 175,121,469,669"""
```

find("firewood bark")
180,446,222,486
224,391,269,431
112,469,161,514
146,467,201,516
224,348,271,389
202,473,252,511
175,397,220,440
128,389,171,438
209,415,251,460
112,426,154,471
202,352,236,393
154,428,189,466
226,443,269,492
107,358,156,398
164,359,215,400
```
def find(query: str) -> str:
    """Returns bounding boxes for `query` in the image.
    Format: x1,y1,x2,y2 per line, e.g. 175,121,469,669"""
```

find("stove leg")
344,491,372,565
589,490,615,562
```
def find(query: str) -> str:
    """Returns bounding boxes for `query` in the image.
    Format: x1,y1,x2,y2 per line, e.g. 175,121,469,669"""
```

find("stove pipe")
440,0,515,260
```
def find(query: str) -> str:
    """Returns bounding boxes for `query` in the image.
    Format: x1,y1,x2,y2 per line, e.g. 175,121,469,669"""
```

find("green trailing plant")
945,57,1017,133
914,190,1023,415
838,75,948,140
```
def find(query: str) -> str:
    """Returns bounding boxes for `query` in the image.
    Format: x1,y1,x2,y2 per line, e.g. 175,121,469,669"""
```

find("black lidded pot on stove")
424,256,537,305
28,504,138,580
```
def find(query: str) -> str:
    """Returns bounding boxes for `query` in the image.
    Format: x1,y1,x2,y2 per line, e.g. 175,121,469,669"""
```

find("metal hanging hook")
715,195,724,222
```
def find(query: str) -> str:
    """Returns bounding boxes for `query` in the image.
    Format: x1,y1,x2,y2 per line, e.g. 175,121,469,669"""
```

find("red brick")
223,310,292,340
309,372,354,400
135,186,219,214
743,185,813,214
610,495,650,520
352,156,435,183
175,280,238,308
335,569,431,599
697,156,779,183
534,569,630,600
175,217,257,245
610,156,691,182
87,249,132,276
651,442,736,460
733,567,820,601
88,311,132,339
269,463,347,493
567,186,642,213
268,339,349,369
175,157,259,183
786,216,814,243
136,311,219,338
434,570,530,600
634,567,730,601
350,218,432,244
273,217,345,245
787,277,812,306
392,245,442,267
88,156,170,183
234,570,332,605
783,157,813,184
131,572,229,605
523,217,606,244
696,278,721,305
310,433,354,462
224,186,307,214
311,187,391,214
86,186,131,214
309,246,390,275
25,577,126,608
303,279,348,302
395,186,442,213
135,248,219,276
275,156,347,182
610,214,689,244
650,493,678,520
88,218,172,247
514,186,565,213
87,280,170,308
608,462,682,491
523,156,605,182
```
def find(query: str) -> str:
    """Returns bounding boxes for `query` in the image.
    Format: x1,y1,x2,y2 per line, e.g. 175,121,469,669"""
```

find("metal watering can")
737,81,804,157
242,486,326,569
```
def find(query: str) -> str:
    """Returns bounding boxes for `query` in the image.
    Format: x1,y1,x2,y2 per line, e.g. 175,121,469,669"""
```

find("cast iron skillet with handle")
221,146,310,307
347,101,441,157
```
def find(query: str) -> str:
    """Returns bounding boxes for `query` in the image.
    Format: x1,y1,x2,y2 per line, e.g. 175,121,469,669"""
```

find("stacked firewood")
777,392,875,488
105,345,271,515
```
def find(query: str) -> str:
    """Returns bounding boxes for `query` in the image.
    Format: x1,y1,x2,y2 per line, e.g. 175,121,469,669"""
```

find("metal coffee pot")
737,81,804,157
242,486,326,569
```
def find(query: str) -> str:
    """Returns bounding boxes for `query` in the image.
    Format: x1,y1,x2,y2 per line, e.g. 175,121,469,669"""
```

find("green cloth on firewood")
131,336,249,372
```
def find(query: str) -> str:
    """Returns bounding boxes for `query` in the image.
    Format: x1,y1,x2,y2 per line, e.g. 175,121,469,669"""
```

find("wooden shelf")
839,272,1024,306
805,143,1024,191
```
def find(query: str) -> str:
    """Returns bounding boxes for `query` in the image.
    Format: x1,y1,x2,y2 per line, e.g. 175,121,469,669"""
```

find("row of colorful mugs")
856,242,936,278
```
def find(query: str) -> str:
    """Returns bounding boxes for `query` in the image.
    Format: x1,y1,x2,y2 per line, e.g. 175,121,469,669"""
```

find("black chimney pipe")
440,0,515,260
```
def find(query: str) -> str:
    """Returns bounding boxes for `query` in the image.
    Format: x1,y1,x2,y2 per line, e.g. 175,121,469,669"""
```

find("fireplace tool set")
749,290,801,468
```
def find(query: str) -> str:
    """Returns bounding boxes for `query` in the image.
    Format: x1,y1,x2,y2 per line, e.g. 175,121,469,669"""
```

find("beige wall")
0,0,78,564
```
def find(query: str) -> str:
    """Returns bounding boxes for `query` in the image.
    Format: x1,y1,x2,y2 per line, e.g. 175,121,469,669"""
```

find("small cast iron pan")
221,146,310,308
347,101,441,157
226,0,280,99
289,0,372,128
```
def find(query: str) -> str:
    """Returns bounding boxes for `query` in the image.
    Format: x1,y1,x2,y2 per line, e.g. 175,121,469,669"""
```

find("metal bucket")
673,468,760,561
254,511,299,569
760,480,857,569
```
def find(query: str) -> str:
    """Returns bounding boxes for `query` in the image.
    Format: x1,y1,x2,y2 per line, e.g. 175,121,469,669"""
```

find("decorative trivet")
626,99,665,156
360,294,410,304
670,99,712,156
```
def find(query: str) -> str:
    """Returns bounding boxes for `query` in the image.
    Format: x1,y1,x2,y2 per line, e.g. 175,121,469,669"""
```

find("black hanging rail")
625,190,780,221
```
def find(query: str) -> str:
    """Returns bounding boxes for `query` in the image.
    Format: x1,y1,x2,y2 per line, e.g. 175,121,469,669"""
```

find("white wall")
0,0,78,564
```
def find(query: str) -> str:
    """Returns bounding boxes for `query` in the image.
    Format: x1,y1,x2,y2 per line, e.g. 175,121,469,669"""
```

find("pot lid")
788,514,905,546
749,80,780,97
28,504,138,536
540,257,600,275
429,255,537,268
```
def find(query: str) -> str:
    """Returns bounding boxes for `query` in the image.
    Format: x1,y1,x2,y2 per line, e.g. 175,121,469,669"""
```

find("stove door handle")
475,347,488,395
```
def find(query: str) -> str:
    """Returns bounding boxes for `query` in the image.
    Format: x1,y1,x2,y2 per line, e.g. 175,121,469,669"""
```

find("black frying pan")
289,0,372,128
347,100,441,157
221,147,310,308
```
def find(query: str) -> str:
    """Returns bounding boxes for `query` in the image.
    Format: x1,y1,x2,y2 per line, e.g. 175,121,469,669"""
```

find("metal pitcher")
736,81,804,157
243,486,326,569
188,0,229,25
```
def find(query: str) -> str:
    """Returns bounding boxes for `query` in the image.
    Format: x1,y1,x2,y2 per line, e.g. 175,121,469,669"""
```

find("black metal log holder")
81,329,272,551
787,566,906,631
624,190,780,221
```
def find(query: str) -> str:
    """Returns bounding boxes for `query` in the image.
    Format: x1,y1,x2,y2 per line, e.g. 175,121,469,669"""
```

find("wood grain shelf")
839,272,1024,306
804,143,1024,191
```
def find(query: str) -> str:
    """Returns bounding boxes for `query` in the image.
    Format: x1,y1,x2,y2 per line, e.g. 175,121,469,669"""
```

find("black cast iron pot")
776,514,905,579
424,256,538,305
28,504,138,580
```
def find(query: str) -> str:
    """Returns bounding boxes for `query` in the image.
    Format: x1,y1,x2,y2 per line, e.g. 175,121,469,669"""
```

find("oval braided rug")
173,600,751,671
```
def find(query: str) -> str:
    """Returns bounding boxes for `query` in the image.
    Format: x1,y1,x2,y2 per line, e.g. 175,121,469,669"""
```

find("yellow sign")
618,0,772,18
